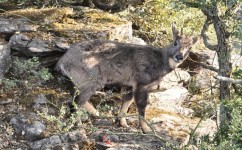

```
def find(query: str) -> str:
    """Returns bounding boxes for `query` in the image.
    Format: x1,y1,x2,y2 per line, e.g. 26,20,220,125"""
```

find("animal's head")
168,23,198,69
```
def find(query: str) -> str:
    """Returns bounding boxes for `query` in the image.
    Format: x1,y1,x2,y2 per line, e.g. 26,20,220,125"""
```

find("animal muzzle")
174,54,184,62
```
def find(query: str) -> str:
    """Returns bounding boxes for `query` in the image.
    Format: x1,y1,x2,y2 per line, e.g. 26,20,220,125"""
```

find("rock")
0,18,38,34
10,113,46,142
10,114,28,135
24,121,46,142
191,68,218,95
32,94,48,111
151,113,217,146
0,42,11,78
49,135,62,145
195,119,217,141
92,118,113,126
147,86,194,117
158,68,191,90
33,94,48,105
232,54,242,68
149,86,189,106
129,37,147,45
179,50,218,94
180,50,218,77
29,130,88,150
52,7,133,43
9,34,68,56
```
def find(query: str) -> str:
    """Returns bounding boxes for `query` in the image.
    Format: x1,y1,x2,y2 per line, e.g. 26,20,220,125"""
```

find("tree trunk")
213,20,232,101
202,4,233,128
214,19,232,127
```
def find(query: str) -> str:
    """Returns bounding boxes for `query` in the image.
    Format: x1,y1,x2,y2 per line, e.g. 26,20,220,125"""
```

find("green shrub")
1,56,53,95
126,0,204,46
197,95,242,149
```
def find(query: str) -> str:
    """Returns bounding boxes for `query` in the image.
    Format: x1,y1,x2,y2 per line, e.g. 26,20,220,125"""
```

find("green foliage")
195,95,242,149
1,57,53,95
180,0,242,41
232,67,242,79
37,105,86,132
0,79,17,91
127,0,204,46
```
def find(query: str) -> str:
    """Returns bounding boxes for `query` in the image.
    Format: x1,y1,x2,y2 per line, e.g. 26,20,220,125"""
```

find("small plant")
37,104,86,132
1,56,53,96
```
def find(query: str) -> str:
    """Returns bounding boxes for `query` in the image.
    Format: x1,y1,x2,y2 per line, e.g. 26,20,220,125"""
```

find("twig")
187,56,218,72
201,18,217,51
225,2,241,17
186,115,204,146
198,62,218,72
215,75,242,85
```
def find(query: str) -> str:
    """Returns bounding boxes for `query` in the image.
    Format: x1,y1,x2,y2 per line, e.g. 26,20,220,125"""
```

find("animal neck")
159,48,175,73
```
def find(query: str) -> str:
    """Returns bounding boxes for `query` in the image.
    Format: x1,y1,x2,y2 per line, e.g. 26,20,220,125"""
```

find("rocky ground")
0,5,241,150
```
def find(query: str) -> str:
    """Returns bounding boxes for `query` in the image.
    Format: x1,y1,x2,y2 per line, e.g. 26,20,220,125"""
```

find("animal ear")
172,23,179,40
192,36,198,45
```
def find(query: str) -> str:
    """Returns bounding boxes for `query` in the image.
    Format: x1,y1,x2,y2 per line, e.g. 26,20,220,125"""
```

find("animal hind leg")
118,88,134,128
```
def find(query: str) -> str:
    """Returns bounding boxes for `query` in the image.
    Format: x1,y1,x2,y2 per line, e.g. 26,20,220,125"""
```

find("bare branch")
215,76,242,85
198,62,218,72
201,18,218,51
225,2,241,17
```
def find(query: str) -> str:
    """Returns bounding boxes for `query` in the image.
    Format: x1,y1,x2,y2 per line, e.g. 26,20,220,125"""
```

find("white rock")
149,86,189,106
158,69,191,89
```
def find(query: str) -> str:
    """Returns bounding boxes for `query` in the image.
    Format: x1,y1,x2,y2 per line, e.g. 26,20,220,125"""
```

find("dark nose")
175,54,183,61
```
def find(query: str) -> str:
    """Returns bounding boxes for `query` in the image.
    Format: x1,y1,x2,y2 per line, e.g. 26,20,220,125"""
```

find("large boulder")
0,18,38,34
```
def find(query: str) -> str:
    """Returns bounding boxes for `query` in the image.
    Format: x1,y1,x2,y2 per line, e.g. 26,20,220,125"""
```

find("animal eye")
174,41,178,46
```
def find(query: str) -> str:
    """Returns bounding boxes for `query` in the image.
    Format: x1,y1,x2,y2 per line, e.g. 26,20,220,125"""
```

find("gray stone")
10,113,46,142
110,135,119,142
34,94,48,105
68,132,78,142
0,18,38,33
10,114,27,135
29,138,48,149
25,121,46,142
9,34,67,57
29,130,87,150
33,94,48,111
192,68,218,94
0,43,11,78
49,135,62,145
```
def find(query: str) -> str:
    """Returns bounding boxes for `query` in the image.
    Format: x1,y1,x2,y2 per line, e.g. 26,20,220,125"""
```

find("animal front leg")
118,91,134,127
72,84,100,126
83,101,100,116
134,88,151,133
